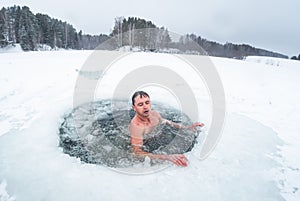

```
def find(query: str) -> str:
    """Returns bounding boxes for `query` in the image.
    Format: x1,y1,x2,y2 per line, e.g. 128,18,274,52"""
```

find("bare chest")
143,116,160,134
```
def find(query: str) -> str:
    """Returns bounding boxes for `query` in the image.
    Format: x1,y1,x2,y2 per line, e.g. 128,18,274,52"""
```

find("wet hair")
131,91,150,105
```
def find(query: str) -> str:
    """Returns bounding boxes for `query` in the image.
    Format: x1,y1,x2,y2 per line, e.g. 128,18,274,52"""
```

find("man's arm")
130,122,188,167
160,116,205,131
154,110,204,130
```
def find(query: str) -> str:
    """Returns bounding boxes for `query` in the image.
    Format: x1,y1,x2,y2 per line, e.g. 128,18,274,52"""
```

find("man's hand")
189,122,205,131
166,154,188,167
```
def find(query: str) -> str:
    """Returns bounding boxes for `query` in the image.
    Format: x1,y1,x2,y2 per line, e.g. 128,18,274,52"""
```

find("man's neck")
136,114,150,124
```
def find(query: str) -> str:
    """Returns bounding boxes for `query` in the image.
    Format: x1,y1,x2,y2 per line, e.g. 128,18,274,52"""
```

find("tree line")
178,34,288,59
110,20,288,59
0,5,108,50
0,5,289,59
0,6,172,51
110,16,171,50
291,54,300,61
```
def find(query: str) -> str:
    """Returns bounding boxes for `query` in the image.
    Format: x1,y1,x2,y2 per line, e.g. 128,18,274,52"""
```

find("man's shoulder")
130,117,142,128
151,110,160,116
129,119,144,136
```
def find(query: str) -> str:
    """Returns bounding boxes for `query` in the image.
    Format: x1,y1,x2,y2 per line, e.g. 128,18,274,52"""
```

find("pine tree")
0,7,8,46
291,56,298,60
36,13,52,46
18,6,38,50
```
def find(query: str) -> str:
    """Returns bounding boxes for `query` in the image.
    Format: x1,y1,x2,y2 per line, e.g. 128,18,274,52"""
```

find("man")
130,91,204,167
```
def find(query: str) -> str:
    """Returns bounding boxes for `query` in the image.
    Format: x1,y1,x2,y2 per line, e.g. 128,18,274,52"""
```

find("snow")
0,50,299,201
0,44,23,53
0,180,15,201
36,44,53,51
245,56,300,68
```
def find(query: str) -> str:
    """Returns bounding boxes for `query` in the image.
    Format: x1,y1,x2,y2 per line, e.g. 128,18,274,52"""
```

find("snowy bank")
0,51,299,201
0,44,23,53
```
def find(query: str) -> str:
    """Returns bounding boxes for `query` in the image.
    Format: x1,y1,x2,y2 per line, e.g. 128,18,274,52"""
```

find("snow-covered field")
0,47,299,201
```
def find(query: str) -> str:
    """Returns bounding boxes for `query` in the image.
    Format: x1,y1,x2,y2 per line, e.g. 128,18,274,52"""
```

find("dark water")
59,100,199,167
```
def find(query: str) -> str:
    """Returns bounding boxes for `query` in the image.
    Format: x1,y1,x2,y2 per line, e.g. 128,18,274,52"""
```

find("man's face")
133,95,151,117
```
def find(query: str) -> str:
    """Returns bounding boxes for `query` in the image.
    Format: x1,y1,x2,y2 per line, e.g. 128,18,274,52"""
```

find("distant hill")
0,5,288,59
184,34,288,59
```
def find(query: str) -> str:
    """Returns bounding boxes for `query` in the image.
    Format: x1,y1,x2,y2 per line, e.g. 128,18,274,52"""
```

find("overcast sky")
2,0,299,56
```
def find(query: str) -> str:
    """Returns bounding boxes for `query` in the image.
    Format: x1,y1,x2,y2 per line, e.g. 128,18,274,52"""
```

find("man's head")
131,91,151,117
131,91,150,106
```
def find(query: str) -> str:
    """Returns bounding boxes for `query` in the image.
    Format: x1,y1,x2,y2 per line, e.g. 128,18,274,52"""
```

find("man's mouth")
143,110,149,114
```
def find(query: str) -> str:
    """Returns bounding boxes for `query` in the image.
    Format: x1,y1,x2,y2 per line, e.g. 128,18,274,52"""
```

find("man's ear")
132,105,136,111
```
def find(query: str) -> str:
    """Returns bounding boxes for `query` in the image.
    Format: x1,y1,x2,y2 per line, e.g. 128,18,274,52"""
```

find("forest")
0,5,289,59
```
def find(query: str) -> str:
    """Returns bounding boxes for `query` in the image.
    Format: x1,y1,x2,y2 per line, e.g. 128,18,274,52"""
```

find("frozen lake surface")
0,50,300,201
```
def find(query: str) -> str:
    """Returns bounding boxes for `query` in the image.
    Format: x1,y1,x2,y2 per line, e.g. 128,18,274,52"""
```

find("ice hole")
59,100,199,167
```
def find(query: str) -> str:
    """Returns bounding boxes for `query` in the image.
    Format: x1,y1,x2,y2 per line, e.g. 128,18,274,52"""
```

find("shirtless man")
130,91,204,167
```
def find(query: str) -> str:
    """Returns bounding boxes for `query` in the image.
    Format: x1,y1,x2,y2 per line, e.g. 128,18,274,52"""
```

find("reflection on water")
59,100,200,167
